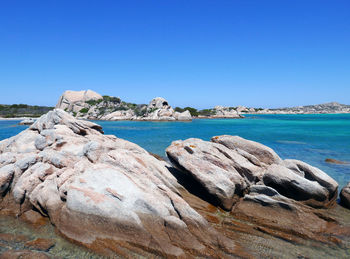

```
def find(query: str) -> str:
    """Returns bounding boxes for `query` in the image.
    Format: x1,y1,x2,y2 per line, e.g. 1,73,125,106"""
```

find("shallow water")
0,215,104,258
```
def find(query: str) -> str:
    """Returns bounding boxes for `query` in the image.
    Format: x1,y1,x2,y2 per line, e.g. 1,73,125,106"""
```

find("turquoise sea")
1,114,349,190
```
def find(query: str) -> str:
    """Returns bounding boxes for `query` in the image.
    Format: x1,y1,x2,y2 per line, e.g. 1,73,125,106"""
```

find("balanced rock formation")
166,135,338,210
140,97,192,121
0,109,234,257
340,182,350,209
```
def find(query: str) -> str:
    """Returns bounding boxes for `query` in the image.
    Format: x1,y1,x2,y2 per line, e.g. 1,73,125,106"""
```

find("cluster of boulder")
166,136,339,210
0,109,349,257
101,97,192,121
206,106,244,118
56,90,192,121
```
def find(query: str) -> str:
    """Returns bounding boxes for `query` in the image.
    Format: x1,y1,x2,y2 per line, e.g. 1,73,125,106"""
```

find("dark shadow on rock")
166,155,221,208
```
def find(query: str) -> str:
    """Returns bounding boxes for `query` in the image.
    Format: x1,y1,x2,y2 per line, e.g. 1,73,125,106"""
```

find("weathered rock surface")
0,109,233,257
166,135,338,210
166,138,250,210
212,135,282,165
340,182,350,209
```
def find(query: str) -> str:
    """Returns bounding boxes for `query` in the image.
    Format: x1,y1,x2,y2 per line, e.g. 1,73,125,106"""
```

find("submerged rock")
325,158,349,165
0,250,50,259
166,135,338,210
19,118,36,126
24,238,55,252
0,109,233,257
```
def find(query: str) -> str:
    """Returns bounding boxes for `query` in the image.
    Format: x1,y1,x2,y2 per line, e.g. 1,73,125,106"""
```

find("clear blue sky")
0,0,349,109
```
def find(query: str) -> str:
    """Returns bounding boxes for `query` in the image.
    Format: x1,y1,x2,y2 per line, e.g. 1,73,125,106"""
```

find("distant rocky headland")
252,102,350,114
1,90,349,121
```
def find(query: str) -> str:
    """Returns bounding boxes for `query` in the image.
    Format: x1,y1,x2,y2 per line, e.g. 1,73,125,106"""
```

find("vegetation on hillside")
174,107,216,117
0,104,54,118
77,96,148,118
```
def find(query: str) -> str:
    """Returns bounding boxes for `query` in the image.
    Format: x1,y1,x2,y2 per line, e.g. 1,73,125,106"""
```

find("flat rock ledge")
0,109,234,258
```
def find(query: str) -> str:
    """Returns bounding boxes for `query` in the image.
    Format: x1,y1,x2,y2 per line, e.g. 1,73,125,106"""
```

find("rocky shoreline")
0,109,350,257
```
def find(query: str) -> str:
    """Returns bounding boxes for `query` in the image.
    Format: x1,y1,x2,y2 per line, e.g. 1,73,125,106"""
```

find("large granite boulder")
166,135,338,210
56,90,103,113
174,110,192,121
166,138,249,210
340,182,350,209
0,109,233,257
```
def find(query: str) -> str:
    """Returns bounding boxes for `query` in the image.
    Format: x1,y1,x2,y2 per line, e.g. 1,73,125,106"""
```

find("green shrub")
10,104,28,109
183,107,199,116
174,107,184,113
86,99,103,106
103,95,121,103
113,106,129,111
198,109,215,116
148,107,158,114
134,106,147,116
79,108,89,114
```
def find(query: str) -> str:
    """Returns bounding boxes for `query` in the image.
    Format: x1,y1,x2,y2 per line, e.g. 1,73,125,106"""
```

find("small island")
2,90,349,124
